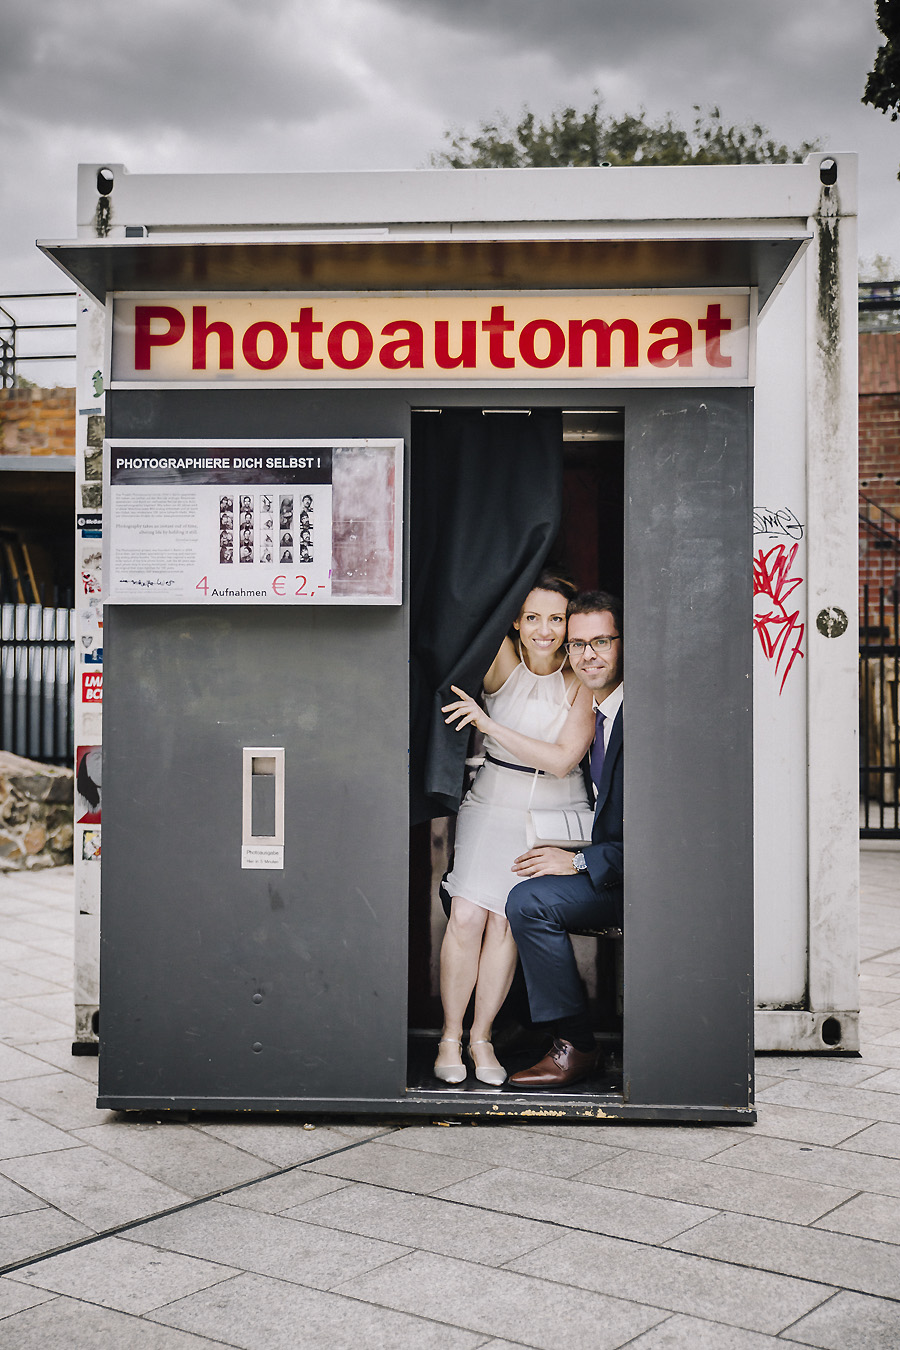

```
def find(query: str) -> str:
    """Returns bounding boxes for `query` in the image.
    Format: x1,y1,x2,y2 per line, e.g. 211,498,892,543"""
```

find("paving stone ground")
0,851,898,1348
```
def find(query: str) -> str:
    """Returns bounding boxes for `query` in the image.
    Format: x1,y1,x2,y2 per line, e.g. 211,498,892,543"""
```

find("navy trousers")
506,874,623,1024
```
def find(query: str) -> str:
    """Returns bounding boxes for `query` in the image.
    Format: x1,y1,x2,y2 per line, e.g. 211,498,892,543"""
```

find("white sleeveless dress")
444,660,591,915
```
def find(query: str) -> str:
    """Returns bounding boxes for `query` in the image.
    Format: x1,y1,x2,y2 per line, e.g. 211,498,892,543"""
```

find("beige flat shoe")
468,1039,507,1086
434,1038,467,1084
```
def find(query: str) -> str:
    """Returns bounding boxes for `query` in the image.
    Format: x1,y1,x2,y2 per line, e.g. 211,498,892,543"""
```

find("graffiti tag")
752,506,804,540
753,541,805,694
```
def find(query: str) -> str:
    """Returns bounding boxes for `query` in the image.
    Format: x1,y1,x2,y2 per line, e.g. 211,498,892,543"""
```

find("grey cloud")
379,0,780,67
380,0,877,121
0,0,361,138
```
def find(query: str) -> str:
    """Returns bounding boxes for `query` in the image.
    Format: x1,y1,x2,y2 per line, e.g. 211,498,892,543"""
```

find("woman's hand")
442,685,491,734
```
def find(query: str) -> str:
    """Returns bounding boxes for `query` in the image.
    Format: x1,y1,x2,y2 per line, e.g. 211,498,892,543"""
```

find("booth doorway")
407,407,625,1093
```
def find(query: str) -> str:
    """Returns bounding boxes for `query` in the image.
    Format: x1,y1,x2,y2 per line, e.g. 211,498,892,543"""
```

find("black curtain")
409,408,563,824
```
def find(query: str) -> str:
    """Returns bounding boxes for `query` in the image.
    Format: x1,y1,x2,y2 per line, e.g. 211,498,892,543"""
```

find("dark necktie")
590,709,606,789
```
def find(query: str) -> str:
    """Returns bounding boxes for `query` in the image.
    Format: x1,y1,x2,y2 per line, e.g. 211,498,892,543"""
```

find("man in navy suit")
506,590,623,1089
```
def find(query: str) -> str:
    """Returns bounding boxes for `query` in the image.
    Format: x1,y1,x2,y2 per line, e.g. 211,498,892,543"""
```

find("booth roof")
39,233,808,313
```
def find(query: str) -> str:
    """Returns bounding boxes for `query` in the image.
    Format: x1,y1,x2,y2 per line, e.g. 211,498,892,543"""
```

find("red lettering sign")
327,320,374,370
434,319,476,369
519,319,566,369
379,321,425,371
242,321,288,371
193,306,234,370
698,303,733,368
647,318,694,368
291,307,324,370
121,296,749,382
481,304,515,369
135,306,186,370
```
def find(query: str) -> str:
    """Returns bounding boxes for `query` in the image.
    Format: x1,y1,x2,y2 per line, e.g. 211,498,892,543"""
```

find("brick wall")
859,333,900,633
0,386,75,456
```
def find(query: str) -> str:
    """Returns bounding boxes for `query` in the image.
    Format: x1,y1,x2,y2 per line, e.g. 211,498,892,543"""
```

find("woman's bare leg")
469,911,518,1079
436,896,488,1074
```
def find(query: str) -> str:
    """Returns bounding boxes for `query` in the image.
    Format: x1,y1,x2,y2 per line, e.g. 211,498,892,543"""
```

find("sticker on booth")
103,439,402,605
81,828,101,862
77,512,103,538
76,745,102,822
82,672,103,703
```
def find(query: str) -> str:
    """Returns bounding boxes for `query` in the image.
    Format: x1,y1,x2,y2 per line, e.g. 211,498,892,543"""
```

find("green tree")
863,0,900,179
431,100,819,169
860,252,899,281
863,0,900,121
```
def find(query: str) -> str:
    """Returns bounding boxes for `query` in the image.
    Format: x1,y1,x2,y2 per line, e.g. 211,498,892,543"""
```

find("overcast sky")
4,0,897,384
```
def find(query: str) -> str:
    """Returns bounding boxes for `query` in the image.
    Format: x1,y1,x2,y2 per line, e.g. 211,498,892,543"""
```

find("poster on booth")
104,439,402,605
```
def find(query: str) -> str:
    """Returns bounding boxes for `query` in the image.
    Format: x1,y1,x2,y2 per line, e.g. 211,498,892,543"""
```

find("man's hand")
512,847,578,878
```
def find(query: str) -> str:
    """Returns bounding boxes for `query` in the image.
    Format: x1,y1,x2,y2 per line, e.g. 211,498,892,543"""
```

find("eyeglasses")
565,636,621,656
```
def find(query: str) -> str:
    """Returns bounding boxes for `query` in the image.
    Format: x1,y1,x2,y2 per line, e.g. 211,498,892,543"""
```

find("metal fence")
0,599,75,766
0,292,76,389
861,585,900,838
859,280,900,335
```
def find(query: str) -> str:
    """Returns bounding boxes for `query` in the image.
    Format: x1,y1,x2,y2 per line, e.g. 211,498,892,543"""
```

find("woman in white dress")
435,572,595,1086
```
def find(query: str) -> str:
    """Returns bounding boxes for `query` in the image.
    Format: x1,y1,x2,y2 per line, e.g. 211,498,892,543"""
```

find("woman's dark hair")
528,568,578,604
567,589,623,635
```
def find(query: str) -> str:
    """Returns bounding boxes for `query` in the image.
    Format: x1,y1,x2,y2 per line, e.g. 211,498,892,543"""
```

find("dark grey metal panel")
101,383,755,1116
622,389,754,1110
99,603,409,1101
106,386,619,438
101,387,413,1106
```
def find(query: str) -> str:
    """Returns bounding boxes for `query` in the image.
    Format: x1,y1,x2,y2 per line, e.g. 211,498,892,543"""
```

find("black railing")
0,595,75,766
861,585,900,838
859,493,900,601
859,280,900,334
0,293,76,389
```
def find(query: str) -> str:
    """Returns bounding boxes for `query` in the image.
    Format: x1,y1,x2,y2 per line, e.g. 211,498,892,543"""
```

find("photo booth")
44,155,858,1121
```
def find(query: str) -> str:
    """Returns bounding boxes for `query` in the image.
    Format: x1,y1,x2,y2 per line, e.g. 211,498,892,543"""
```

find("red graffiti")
753,542,805,694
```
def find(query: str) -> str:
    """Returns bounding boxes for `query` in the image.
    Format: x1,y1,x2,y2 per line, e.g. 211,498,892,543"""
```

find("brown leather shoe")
508,1038,598,1089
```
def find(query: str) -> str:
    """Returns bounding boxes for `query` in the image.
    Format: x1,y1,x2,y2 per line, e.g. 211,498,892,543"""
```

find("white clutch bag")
525,808,595,850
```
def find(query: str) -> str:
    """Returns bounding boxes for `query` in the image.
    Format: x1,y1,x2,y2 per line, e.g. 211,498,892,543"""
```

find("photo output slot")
241,747,285,849
251,757,277,837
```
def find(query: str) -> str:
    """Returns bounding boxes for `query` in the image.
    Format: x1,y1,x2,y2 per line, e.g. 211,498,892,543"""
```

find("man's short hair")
567,589,623,635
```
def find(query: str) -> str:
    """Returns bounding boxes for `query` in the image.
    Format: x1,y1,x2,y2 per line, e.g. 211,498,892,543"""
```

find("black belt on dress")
484,752,547,776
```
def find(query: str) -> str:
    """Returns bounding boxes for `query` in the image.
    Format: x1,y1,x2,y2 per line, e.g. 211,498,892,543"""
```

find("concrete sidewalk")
1,856,899,1347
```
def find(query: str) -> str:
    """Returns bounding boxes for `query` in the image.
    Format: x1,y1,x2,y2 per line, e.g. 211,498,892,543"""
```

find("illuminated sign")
111,292,754,386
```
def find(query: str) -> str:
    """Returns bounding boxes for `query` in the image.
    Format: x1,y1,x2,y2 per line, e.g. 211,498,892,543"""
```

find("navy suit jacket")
583,703,623,894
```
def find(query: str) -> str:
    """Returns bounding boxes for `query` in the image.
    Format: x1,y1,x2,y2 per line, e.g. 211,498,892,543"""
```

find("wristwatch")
573,852,588,873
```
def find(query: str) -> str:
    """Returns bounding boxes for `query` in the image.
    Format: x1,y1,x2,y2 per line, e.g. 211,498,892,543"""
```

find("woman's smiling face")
513,588,568,659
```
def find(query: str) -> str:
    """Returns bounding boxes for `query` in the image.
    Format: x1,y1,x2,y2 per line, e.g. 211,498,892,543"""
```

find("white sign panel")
104,439,402,605
111,291,754,387
241,844,284,870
